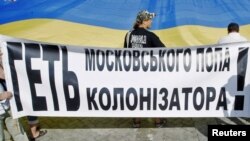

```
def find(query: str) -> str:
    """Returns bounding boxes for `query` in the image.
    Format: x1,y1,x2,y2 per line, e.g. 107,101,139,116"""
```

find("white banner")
1,35,250,118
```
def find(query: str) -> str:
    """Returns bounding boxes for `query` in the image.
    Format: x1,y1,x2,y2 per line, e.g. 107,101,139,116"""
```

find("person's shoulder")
146,30,155,34
217,35,229,44
146,30,158,37
240,35,248,41
126,30,133,34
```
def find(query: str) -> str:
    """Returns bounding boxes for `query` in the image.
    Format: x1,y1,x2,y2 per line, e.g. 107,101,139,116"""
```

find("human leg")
132,118,141,128
27,116,39,138
0,114,5,141
154,118,166,128
5,113,29,141
27,116,47,140
0,115,11,141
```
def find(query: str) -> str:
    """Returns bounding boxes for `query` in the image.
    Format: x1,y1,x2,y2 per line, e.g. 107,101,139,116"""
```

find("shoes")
30,130,47,141
155,120,166,128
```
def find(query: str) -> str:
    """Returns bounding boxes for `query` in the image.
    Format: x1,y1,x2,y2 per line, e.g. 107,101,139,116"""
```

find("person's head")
133,10,156,29
227,22,239,33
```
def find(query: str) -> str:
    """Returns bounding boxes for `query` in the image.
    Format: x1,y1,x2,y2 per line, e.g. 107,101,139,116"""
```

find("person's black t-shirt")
124,28,165,48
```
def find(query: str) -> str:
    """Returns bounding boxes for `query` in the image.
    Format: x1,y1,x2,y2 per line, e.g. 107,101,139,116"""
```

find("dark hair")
133,22,140,29
227,22,239,33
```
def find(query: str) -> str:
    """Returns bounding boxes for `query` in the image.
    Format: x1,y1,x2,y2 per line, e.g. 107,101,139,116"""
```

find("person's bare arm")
0,91,12,100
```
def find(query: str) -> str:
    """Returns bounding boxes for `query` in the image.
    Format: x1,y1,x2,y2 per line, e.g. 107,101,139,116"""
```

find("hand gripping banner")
1,35,250,118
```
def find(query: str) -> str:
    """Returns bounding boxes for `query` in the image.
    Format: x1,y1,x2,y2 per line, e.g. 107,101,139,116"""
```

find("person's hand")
1,91,12,100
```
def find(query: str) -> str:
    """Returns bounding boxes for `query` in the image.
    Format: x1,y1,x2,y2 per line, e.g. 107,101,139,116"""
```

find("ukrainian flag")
0,0,250,47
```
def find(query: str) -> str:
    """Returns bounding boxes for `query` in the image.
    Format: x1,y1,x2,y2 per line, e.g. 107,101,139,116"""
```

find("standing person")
0,47,29,141
124,10,165,48
217,22,248,125
0,44,46,141
218,22,248,44
124,10,165,128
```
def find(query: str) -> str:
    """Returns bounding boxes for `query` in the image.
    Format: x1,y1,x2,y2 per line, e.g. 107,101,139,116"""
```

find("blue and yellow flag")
0,0,250,47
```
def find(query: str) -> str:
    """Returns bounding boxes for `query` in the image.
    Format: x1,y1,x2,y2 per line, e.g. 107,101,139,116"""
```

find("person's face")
143,19,152,29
